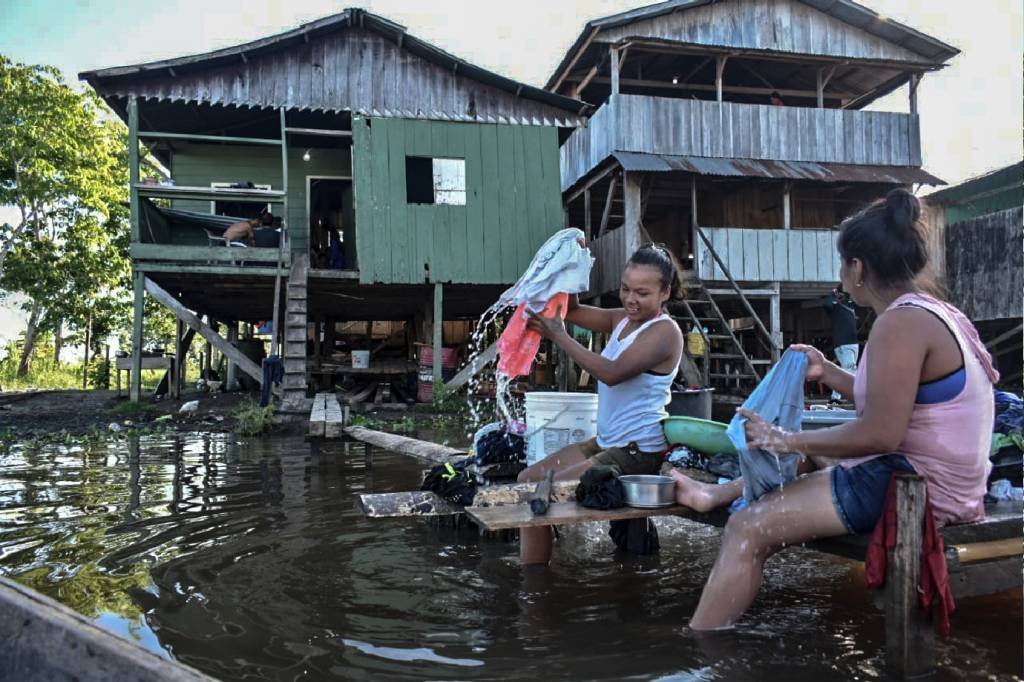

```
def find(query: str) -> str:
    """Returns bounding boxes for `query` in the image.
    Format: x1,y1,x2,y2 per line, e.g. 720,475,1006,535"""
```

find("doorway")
307,176,354,269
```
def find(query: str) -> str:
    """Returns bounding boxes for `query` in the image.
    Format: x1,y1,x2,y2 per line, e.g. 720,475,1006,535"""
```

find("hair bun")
885,188,920,233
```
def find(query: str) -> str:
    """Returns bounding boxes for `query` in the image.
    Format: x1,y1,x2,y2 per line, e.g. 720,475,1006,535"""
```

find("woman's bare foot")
670,470,738,513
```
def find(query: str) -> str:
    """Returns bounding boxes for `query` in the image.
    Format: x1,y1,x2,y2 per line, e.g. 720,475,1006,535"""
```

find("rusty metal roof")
612,151,945,185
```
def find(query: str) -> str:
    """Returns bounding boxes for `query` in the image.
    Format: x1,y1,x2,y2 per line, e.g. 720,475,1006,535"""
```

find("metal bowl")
619,474,676,509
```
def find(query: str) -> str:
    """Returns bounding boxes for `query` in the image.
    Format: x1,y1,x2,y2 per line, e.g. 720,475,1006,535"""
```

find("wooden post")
174,318,185,397
127,97,140,243
129,271,144,403
584,189,592,242
432,283,443,385
324,317,336,358
817,67,824,108
226,322,238,391
690,175,699,278
715,56,728,102
769,282,782,361
623,172,642,257
909,74,920,115
885,474,935,678
104,344,110,391
598,175,618,238
609,46,620,95
783,182,792,230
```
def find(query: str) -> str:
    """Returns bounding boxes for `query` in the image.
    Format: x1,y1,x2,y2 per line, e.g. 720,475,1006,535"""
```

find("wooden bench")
115,356,176,398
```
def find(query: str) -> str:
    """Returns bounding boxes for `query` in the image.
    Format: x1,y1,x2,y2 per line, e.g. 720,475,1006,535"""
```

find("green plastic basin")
663,416,737,455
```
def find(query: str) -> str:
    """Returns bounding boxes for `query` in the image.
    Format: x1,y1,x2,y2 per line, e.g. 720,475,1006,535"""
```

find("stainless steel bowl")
619,474,675,509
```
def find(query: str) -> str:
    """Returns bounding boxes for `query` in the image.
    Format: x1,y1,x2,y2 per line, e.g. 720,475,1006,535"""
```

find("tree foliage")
0,55,134,376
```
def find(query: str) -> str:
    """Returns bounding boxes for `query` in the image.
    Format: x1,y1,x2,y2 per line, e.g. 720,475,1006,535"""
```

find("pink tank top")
847,293,998,526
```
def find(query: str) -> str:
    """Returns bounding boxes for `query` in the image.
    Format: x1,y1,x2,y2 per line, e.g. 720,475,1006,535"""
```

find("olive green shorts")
579,437,665,475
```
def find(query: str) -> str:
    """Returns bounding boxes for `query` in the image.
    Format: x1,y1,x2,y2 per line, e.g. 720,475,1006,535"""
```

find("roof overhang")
611,151,945,185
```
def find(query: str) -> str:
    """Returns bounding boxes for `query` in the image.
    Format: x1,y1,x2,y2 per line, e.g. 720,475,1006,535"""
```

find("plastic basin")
663,416,737,455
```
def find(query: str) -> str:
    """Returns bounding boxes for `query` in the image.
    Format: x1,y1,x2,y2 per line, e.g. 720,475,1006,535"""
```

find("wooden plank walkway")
344,426,464,464
309,392,344,439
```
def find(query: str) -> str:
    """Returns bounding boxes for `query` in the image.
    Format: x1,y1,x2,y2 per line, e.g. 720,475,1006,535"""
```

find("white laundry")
496,228,593,313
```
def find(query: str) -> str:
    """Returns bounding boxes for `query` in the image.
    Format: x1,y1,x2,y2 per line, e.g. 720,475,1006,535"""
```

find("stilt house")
926,162,1023,385
80,8,588,407
549,0,957,401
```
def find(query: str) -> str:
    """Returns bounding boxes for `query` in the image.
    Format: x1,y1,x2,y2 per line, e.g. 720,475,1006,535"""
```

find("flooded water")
1,432,1019,681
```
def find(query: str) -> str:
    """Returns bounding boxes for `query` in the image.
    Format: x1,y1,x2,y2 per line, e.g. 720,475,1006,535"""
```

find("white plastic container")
524,392,599,465
351,350,370,369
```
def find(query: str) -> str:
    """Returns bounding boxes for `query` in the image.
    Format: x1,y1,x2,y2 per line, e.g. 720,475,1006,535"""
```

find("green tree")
0,56,131,377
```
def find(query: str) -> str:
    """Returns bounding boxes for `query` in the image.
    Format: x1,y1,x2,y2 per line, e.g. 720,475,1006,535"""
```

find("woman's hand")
526,306,567,341
737,407,795,454
789,344,827,382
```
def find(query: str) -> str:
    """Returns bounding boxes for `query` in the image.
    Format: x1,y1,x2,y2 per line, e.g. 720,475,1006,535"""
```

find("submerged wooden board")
345,426,464,464
358,480,583,518
308,393,326,438
466,501,719,532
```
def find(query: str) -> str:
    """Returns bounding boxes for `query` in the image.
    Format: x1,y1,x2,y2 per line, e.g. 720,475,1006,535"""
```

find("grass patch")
233,399,274,436
110,401,159,417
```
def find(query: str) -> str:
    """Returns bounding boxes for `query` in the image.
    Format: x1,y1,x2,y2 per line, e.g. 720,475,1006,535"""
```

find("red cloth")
496,293,568,378
864,475,955,637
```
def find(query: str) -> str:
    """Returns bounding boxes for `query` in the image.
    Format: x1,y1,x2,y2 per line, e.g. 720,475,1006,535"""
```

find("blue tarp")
727,349,808,503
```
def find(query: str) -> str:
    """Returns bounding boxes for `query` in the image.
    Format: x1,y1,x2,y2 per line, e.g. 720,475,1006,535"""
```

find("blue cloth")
993,390,1023,435
727,349,807,502
260,355,284,407
830,455,916,534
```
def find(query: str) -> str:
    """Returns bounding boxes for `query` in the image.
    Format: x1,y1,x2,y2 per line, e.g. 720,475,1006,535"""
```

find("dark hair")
837,188,928,289
626,243,684,300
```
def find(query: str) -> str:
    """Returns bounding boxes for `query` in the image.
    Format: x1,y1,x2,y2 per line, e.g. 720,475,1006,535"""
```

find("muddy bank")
0,389,258,440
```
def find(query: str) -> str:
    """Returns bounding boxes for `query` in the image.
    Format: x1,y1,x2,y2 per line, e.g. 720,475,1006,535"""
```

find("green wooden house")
80,8,588,406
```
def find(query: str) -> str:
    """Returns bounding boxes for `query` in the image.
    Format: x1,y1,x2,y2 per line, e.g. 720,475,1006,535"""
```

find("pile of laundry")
988,389,1023,499
467,421,528,484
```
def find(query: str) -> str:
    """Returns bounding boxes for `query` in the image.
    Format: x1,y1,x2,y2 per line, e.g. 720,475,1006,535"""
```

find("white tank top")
596,314,679,451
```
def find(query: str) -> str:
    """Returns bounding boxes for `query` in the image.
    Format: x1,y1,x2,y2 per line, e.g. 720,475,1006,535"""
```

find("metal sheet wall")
352,117,564,285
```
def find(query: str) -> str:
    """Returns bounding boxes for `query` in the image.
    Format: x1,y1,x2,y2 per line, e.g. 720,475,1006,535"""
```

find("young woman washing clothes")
671,189,999,630
517,243,685,565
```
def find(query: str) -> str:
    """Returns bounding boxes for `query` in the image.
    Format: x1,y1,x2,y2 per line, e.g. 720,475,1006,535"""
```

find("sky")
0,0,1021,343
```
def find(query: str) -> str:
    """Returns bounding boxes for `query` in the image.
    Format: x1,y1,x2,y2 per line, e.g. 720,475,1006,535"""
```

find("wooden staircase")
671,281,771,396
280,254,310,413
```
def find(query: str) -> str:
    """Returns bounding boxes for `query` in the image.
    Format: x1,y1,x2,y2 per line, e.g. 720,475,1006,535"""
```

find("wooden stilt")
129,271,144,403
432,283,443,385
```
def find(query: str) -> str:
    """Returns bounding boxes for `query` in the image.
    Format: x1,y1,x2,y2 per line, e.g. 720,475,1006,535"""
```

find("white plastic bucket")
351,350,370,369
524,392,599,466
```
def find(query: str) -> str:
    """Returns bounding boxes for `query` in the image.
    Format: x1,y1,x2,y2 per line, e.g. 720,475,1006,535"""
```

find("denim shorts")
830,455,916,534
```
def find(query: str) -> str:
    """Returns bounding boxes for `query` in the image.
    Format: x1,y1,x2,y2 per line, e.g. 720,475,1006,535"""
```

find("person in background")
769,91,785,106
823,286,859,403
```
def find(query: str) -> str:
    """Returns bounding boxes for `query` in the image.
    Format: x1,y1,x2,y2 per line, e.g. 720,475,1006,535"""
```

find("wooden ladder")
281,254,310,412
672,281,767,395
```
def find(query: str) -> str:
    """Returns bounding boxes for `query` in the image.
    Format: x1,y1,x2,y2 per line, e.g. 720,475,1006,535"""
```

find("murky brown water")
0,432,1020,681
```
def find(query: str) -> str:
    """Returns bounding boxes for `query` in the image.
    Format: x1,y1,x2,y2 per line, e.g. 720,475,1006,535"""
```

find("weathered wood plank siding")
945,208,1023,321
561,96,921,191
696,227,840,282
587,226,628,296
596,0,932,63
170,142,350,254
352,117,563,285
98,29,581,127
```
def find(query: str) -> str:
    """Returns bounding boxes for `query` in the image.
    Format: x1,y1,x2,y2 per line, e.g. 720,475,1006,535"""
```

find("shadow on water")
0,432,1020,681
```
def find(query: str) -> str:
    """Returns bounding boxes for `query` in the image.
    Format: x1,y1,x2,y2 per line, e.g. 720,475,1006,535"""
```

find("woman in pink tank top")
671,189,999,630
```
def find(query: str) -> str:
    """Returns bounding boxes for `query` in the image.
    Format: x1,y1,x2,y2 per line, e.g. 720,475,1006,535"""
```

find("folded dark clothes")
474,429,526,466
421,459,477,506
707,452,741,480
609,517,660,554
576,464,625,509
993,389,1023,435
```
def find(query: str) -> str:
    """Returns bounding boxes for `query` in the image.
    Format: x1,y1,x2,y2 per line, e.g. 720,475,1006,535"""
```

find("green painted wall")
945,187,1023,224
352,117,564,285
170,142,352,254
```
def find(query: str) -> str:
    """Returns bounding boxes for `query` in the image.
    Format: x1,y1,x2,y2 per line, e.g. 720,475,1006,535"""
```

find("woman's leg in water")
517,441,597,565
689,468,848,630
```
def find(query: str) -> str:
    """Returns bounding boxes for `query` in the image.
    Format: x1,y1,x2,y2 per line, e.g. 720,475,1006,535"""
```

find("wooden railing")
696,227,841,282
562,95,922,191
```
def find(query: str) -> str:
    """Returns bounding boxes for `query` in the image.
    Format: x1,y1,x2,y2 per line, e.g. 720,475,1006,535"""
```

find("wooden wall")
945,207,1023,322
561,95,921,190
696,227,840,282
352,117,564,285
596,0,932,64
170,142,351,255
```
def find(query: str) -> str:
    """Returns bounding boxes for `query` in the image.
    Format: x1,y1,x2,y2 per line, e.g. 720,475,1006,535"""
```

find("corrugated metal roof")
924,161,1023,205
612,151,945,185
546,0,959,91
81,8,589,124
